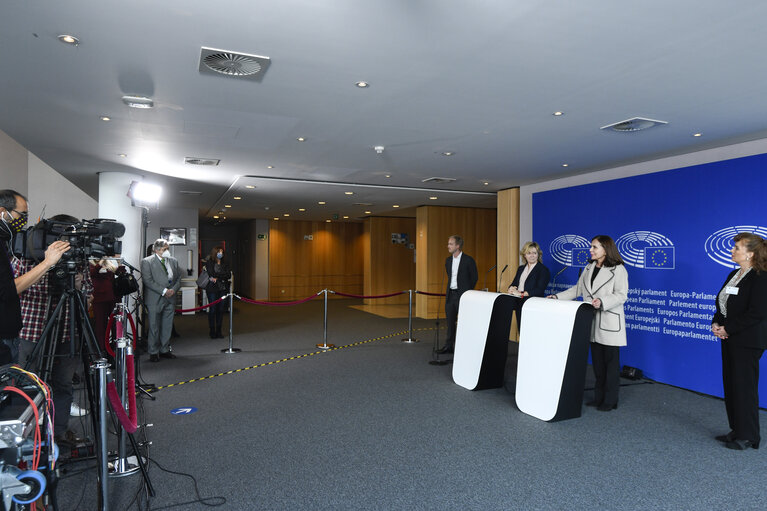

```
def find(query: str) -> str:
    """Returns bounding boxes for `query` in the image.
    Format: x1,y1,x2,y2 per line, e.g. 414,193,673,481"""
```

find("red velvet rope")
175,295,227,313
106,353,137,433
414,290,446,297
331,290,407,299
104,314,116,357
238,293,320,306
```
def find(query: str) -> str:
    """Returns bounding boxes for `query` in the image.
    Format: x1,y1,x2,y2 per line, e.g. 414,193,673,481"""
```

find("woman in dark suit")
507,241,551,328
711,232,767,450
205,246,231,339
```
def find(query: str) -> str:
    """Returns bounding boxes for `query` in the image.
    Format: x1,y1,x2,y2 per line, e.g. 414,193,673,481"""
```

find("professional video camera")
12,218,125,263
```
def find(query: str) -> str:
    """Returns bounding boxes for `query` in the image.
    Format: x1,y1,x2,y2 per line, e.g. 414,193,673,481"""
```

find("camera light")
129,181,162,204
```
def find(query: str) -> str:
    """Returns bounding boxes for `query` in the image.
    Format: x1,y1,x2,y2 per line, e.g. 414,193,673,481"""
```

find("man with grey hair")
140,239,181,362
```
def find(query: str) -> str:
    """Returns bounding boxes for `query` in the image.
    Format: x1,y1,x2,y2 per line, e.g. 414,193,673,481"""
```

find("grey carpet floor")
57,299,767,510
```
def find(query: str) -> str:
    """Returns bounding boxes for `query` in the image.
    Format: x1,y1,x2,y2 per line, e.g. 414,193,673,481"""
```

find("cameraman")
12,214,93,448
1,189,70,362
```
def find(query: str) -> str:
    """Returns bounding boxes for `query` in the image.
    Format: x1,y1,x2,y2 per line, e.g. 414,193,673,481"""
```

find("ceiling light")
213,215,219,219
318,201,326,205
483,182,489,186
233,196,241,200
429,196,438,200
245,185,256,189
364,211,371,214
273,217,279,220
441,151,455,156
118,153,127,158
374,145,384,154
392,205,400,208
224,205,232,208
384,174,391,178
326,220,331,223
99,116,111,122
553,111,564,116
121,95,154,109
693,133,702,137
344,191,354,195
58,34,80,45
296,137,306,142
283,213,290,217
343,216,349,219
299,208,306,212
356,81,370,88
267,165,274,169
562,163,569,167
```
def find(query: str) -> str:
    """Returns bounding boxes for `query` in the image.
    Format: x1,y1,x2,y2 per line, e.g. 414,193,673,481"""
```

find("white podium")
515,298,594,422
453,291,517,390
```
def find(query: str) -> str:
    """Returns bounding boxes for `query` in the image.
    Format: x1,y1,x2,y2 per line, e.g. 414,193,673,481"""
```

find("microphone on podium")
497,264,508,291
483,264,497,291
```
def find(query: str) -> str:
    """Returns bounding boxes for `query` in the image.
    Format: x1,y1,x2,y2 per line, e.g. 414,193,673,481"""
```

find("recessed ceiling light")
273,217,279,220
326,219,331,223
364,211,371,214
392,205,400,208
355,81,369,88
429,196,438,200
58,34,80,45
233,196,241,200
693,133,702,137
267,165,274,169
213,215,219,219
224,205,232,208
562,163,569,167
296,137,306,142
553,111,564,116
121,95,154,109
343,215,349,219
283,213,290,217
118,153,127,158
99,116,111,122
318,201,326,205
245,185,255,189
344,191,354,195
298,208,306,212
441,151,455,156
384,174,391,178
483,182,489,186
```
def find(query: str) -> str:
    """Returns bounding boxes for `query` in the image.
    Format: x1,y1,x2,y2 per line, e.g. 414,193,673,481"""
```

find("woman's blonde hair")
520,241,542,263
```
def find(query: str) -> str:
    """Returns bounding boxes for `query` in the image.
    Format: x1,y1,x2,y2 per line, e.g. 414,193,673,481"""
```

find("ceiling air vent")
184,157,220,166
199,47,271,82
421,177,457,184
178,190,203,196
600,117,668,132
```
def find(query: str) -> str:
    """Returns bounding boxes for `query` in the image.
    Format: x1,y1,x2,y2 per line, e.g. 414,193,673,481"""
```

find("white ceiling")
2,1,767,222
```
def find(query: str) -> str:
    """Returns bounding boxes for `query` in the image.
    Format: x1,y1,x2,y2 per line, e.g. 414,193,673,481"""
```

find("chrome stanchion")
92,358,111,510
110,305,140,477
401,289,419,343
316,289,335,350
221,286,241,353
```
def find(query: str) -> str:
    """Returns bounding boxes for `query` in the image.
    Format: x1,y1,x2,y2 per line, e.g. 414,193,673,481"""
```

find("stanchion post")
110,304,140,477
91,358,111,510
316,289,335,350
401,289,419,343
221,285,242,353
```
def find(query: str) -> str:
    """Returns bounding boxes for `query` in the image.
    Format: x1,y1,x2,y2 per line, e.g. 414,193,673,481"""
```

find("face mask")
162,250,170,258
1,210,26,235
216,252,223,259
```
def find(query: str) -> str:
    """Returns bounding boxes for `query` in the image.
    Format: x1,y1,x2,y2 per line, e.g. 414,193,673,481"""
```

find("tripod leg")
126,431,155,497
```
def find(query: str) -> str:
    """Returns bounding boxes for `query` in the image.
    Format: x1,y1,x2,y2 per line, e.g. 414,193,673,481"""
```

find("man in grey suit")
141,239,181,362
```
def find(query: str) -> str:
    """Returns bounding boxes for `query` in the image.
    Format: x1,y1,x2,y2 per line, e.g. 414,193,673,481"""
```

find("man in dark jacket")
439,235,478,354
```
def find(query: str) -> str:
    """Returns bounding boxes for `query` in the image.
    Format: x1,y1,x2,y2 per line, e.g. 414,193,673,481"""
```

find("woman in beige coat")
550,235,628,411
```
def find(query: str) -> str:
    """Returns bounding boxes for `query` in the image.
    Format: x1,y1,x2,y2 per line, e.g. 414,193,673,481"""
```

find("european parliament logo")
705,225,767,268
616,231,675,269
548,234,590,267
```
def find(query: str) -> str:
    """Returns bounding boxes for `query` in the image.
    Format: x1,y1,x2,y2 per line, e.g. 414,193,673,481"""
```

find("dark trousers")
445,289,462,349
591,342,620,406
721,341,764,443
92,300,116,351
207,289,226,335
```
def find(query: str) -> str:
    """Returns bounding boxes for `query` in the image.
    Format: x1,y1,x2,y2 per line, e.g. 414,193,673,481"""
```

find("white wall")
27,153,98,221
520,138,767,244
0,130,30,195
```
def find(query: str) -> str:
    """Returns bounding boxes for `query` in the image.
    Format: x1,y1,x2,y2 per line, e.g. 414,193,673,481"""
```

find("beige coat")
555,263,629,346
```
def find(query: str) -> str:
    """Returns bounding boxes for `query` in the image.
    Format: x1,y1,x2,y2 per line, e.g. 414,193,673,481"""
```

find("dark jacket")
510,263,551,298
444,253,478,295
0,243,22,339
712,269,767,349
205,259,231,293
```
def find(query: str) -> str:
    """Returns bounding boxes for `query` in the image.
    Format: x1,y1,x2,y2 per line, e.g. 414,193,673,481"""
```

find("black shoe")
149,354,160,363
725,439,760,450
715,431,736,443
586,400,602,407
216,333,225,339
597,403,618,412
159,352,177,359
209,332,216,339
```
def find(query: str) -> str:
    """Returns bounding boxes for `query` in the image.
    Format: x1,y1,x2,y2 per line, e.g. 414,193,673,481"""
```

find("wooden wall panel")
498,188,521,340
415,206,497,319
363,217,416,305
269,220,364,300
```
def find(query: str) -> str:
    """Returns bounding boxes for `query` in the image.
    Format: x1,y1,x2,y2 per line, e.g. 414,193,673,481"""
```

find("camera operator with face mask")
11,213,93,450
0,189,70,363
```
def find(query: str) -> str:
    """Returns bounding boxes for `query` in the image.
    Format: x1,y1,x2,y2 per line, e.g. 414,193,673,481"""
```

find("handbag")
196,268,210,288
114,272,139,297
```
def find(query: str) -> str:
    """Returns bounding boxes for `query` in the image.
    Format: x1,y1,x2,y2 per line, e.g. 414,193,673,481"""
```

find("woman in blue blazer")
711,232,767,451
507,241,551,328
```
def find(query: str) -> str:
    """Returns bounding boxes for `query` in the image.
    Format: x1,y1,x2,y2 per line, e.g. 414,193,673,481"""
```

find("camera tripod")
24,264,153,511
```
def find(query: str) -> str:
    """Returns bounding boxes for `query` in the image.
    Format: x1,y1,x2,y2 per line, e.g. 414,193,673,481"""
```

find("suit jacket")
712,269,767,349
510,263,551,298
556,262,629,346
445,253,478,295
140,254,181,309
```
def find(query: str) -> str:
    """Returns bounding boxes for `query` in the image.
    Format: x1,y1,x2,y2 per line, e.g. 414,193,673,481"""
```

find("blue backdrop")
533,153,767,405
